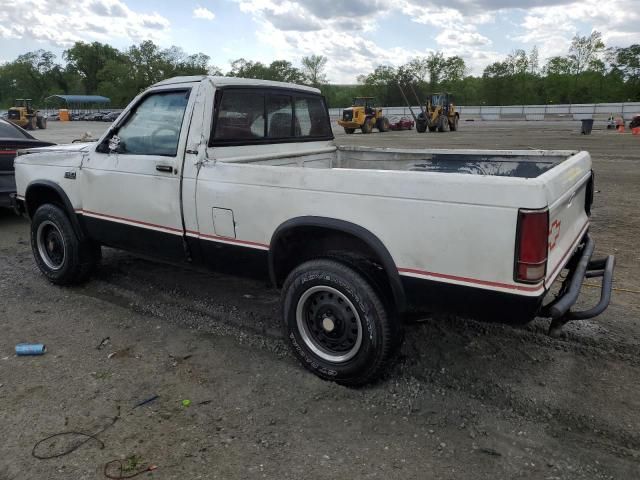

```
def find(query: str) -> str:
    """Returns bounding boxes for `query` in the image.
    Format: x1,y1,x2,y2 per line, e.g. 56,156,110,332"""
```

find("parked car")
388,116,414,130
0,118,54,208
102,112,120,122
12,76,615,385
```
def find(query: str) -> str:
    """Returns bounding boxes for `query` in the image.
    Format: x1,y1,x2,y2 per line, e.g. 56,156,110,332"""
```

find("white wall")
329,102,640,122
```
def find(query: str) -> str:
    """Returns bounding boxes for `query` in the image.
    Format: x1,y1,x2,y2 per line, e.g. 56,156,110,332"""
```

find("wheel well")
24,182,86,240
270,224,406,312
25,184,65,217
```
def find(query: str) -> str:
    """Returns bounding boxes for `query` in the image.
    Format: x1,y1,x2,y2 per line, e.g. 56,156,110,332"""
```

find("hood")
15,142,96,168
17,142,95,155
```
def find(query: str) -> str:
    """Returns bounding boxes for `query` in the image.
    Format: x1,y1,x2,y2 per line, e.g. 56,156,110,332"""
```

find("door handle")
156,164,173,173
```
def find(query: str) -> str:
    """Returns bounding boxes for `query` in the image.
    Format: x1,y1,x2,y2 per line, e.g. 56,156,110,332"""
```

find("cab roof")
151,75,321,94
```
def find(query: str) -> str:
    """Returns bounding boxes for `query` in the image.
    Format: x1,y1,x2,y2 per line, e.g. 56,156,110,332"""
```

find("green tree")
64,42,124,93
301,55,328,87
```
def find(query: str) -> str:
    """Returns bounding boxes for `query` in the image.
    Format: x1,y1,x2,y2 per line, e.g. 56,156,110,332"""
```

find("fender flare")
269,216,407,312
25,180,86,240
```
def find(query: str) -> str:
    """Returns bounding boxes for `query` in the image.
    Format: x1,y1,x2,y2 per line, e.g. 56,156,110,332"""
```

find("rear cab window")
210,88,332,146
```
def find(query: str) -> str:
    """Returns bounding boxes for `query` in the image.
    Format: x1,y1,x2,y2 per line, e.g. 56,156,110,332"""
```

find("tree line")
0,32,638,110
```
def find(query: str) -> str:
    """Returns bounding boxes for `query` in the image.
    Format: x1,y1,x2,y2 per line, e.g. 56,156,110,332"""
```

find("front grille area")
342,109,353,121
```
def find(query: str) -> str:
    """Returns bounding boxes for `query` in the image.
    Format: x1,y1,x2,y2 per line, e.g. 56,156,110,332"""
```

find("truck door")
79,88,194,260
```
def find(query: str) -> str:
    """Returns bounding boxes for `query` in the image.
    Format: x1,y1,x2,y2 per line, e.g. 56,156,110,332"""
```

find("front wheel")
31,204,100,285
376,117,390,132
361,118,374,134
449,115,458,131
282,259,397,386
344,127,355,134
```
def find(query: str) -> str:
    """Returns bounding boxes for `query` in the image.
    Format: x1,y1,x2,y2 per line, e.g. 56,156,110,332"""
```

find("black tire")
437,116,449,132
30,204,100,285
376,117,390,132
416,121,427,133
428,126,437,132
282,259,396,386
450,115,458,131
361,118,373,134
37,116,47,129
344,127,355,134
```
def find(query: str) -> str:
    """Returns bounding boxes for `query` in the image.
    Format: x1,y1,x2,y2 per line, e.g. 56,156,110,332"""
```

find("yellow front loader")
397,85,459,133
7,99,47,130
337,97,390,134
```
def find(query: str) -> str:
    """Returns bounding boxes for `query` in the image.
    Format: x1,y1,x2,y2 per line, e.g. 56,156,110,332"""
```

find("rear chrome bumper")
540,234,615,333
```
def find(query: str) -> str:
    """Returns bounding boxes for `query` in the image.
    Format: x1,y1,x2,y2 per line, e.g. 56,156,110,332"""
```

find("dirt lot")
1,120,639,479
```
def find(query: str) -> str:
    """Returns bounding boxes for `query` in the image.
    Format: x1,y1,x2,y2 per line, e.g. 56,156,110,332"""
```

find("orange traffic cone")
632,127,640,135
617,124,625,133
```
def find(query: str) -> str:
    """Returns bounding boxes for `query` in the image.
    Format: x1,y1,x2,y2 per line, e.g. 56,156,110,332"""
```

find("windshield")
352,98,372,107
430,94,445,106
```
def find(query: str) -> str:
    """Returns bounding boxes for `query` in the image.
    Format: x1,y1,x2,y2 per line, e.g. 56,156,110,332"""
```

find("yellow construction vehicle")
416,93,459,132
7,99,47,130
337,97,390,134
398,85,459,133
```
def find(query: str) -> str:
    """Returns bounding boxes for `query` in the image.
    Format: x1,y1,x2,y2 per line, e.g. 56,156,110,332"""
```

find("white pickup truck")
12,76,615,385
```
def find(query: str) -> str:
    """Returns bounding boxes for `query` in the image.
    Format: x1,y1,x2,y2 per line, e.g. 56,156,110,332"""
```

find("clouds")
0,0,171,47
0,0,638,83
233,0,640,82
193,6,216,21
516,0,640,60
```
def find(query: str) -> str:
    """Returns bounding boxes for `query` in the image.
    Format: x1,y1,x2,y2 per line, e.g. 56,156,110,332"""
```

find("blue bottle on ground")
15,343,47,356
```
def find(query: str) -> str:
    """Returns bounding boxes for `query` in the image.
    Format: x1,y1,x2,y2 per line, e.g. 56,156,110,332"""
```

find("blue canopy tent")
45,94,111,115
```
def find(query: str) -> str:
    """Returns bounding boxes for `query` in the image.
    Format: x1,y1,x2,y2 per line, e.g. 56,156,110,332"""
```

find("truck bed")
242,145,576,180
213,144,591,293
337,148,568,179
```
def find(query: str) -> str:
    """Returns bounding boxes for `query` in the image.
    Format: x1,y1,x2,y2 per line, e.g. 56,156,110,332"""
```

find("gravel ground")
1,119,639,479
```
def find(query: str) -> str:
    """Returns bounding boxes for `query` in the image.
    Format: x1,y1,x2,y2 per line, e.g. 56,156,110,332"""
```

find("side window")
295,96,332,137
116,90,189,156
214,91,265,140
267,94,293,138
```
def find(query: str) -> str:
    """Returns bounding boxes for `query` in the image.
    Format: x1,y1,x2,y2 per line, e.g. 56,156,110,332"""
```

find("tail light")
515,209,549,283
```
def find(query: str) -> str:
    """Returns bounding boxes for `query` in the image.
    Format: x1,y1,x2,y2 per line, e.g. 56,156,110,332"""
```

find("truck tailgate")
543,152,592,287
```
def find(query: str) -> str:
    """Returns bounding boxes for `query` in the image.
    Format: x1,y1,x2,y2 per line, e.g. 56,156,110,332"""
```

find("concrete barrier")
328,102,640,122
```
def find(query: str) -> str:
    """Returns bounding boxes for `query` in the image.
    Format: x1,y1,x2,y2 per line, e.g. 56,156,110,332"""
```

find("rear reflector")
515,209,549,283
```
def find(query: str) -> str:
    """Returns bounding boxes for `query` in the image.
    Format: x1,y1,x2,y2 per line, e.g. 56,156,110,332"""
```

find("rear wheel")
416,121,427,133
282,259,397,386
36,116,47,129
344,127,355,134
31,204,100,285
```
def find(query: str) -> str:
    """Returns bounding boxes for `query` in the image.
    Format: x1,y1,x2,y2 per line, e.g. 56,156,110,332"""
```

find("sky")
0,0,639,83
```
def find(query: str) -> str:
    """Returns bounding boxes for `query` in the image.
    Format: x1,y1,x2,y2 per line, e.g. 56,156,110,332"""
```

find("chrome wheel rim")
296,286,363,363
36,220,66,270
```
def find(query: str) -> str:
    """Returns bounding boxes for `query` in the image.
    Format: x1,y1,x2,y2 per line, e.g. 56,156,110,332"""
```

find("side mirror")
108,134,121,152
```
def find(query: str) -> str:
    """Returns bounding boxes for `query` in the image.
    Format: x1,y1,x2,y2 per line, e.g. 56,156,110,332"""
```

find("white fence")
329,102,640,122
